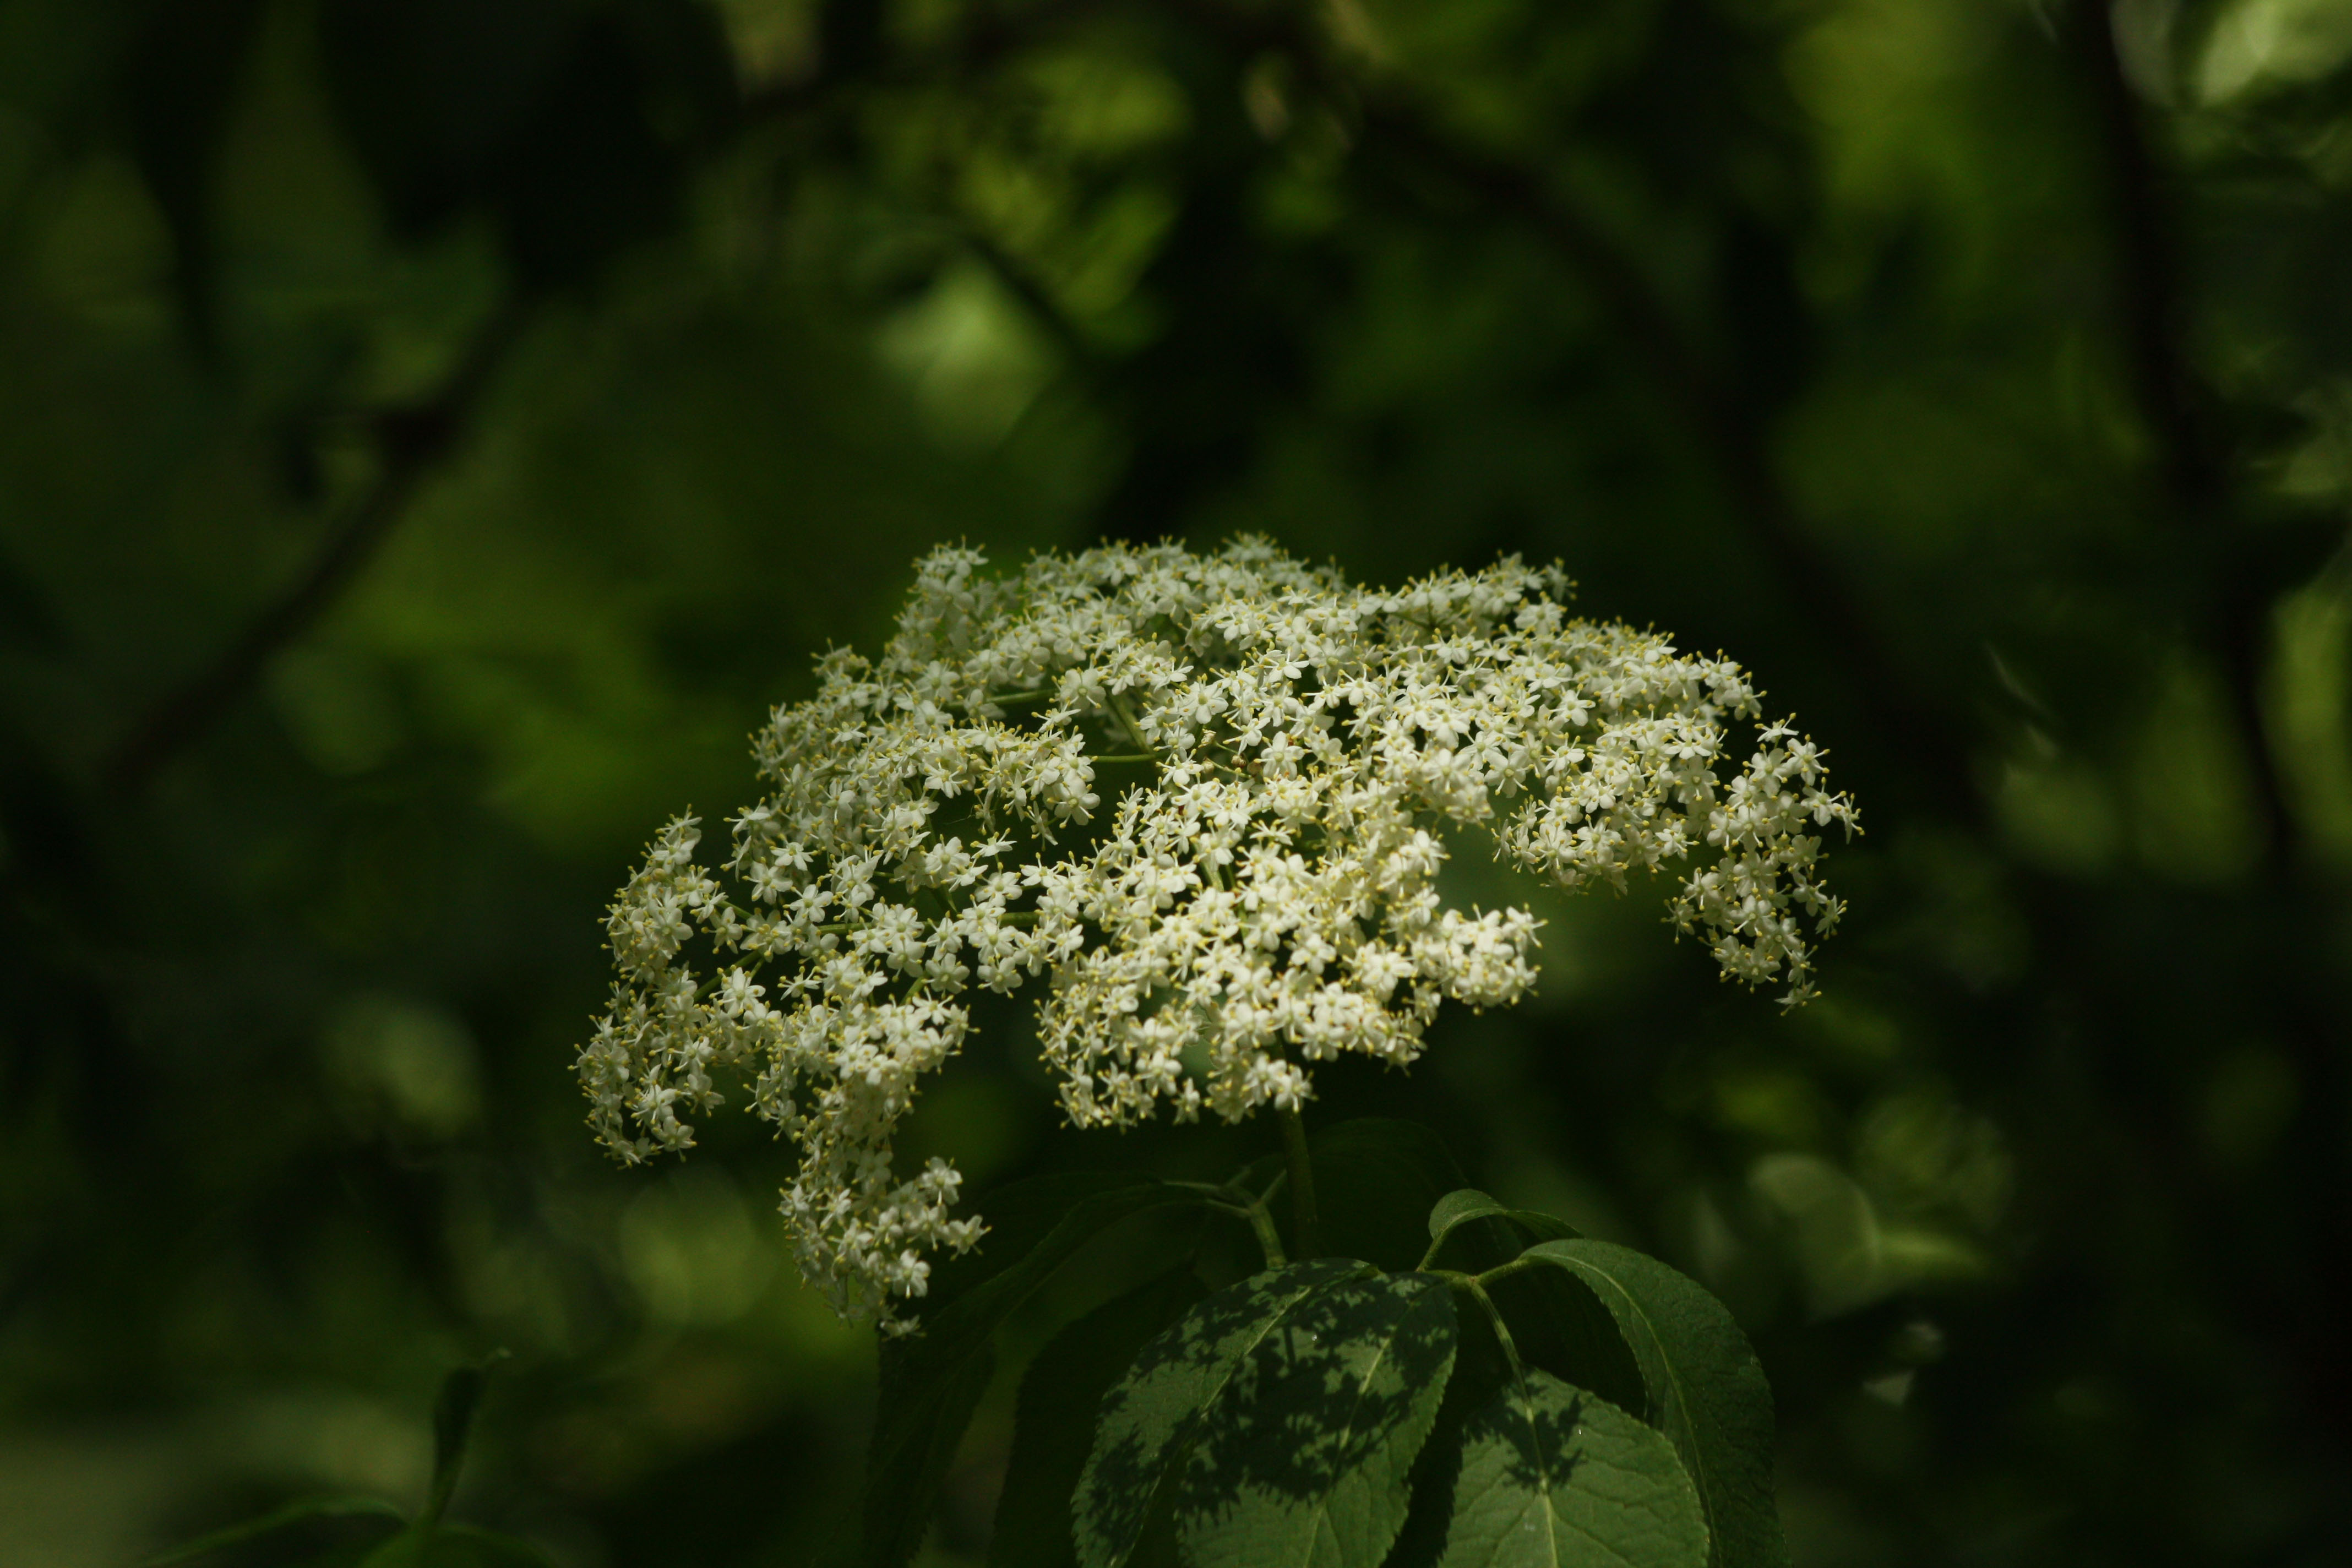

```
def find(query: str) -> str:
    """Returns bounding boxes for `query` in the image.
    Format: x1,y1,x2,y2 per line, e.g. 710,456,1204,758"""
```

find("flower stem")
1467,1280,1527,1384
1170,1182,1287,1270
1277,1106,1320,1260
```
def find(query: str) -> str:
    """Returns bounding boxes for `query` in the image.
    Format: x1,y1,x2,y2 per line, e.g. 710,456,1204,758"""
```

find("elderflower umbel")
576,540,1857,1330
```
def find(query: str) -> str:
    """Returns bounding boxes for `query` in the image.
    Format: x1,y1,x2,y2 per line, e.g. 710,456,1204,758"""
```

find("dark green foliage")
1520,1244,1786,1568
1434,1370,1707,1568
990,1271,1210,1568
865,1176,1208,1568
1075,1261,1458,1568
1424,1190,1581,1261
961,1160,1768,1567
1426,1194,1643,1423
1312,1120,1526,1273
143,1366,553,1568
139,1500,407,1568
314,0,734,287
6,0,2352,1564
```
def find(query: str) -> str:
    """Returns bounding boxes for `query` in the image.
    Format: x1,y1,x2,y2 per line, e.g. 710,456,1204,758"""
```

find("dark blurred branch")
2063,2,2298,863
2066,5,2348,1433
740,0,1096,124
101,1,1075,799
102,303,526,796
1180,0,1980,819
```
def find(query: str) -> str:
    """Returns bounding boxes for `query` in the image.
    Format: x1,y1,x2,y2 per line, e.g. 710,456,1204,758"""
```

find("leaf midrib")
1115,1266,1369,1568
1551,1257,1718,1548
1285,1281,1424,1568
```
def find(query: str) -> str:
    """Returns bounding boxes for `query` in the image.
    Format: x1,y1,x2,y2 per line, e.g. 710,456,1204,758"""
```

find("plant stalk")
1277,1107,1320,1259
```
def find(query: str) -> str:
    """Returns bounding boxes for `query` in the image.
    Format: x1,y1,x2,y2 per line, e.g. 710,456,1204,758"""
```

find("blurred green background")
2,0,2348,1563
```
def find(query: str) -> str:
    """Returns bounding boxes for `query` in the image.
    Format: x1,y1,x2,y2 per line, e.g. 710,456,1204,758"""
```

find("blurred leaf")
360,1523,558,1568
314,0,733,286
1521,1243,1787,1568
138,1499,407,1568
425,1354,505,1526
123,0,268,351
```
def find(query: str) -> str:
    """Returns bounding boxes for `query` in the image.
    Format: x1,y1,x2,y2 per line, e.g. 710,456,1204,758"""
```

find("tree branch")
2064,2,2298,863
102,303,527,797
1182,0,1981,820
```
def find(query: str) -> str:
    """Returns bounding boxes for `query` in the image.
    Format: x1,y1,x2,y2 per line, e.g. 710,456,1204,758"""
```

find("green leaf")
862,1174,1206,1568
426,1354,508,1528
1424,1190,1581,1264
1521,1243,1788,1568
989,1269,1210,1568
1435,1370,1709,1568
1428,1190,1512,1247
1310,1120,1497,1272
1178,1272,1458,1568
1076,1260,1365,1567
357,1523,560,1568
412,1524,561,1568
1422,1193,1635,1416
137,1497,408,1567
1076,1260,1460,1568
1482,1266,1647,1427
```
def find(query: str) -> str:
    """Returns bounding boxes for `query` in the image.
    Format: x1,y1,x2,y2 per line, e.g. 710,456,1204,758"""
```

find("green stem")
1106,691,1158,758
1277,1107,1320,1260
1232,1201,1288,1271
1472,1255,1542,1289
1171,1182,1287,1269
1467,1281,1527,1384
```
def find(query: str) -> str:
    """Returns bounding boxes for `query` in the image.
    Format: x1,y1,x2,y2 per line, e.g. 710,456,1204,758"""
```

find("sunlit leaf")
863,1174,1206,1568
1075,1260,1361,1566
1075,1260,1457,1568
1425,1189,1582,1261
1521,1243,1787,1568
990,1268,1209,1568
1435,1369,1709,1568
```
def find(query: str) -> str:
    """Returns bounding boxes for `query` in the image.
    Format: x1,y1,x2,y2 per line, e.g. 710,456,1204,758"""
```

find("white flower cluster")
576,540,1856,1329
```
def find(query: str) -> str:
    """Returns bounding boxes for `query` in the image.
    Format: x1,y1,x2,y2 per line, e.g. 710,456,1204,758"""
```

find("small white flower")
575,540,1857,1330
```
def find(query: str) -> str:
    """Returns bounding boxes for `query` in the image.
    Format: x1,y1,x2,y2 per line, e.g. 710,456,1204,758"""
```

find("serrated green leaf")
1482,1264,1646,1424
137,1497,408,1567
1521,1243,1788,1568
1075,1260,1369,1568
1425,1190,1581,1262
990,1269,1210,1568
1422,1193,1633,1415
862,1174,1206,1568
1076,1260,1459,1568
1177,1271,1458,1568
1436,1370,1709,1568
